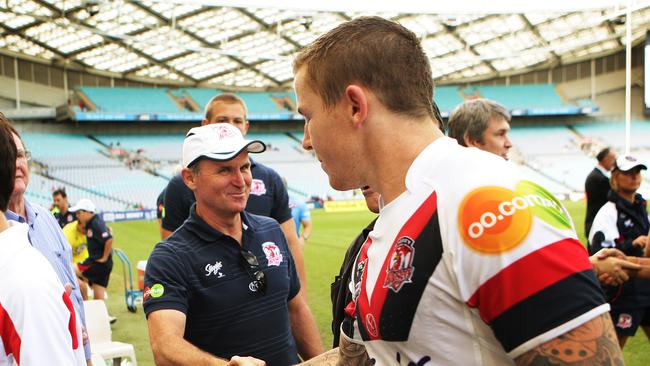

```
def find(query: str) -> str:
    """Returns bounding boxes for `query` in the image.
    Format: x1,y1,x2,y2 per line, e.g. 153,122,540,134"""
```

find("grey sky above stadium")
0,0,649,90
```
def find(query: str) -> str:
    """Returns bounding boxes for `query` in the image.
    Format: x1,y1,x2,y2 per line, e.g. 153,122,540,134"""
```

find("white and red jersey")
351,137,608,365
0,221,86,366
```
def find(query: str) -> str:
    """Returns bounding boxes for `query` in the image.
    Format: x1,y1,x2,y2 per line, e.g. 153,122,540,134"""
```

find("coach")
144,123,322,365
161,93,307,290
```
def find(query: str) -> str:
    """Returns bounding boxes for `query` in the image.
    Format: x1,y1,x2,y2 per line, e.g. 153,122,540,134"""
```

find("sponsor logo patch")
262,242,283,266
205,261,226,278
383,236,415,292
144,283,164,301
458,180,572,254
617,313,633,329
250,179,267,196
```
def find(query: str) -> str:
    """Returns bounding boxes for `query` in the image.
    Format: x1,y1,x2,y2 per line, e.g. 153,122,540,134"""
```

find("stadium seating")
573,121,650,149
183,88,222,111
22,132,169,211
78,87,183,114
465,84,564,110
434,86,465,114
93,134,185,163
73,83,595,122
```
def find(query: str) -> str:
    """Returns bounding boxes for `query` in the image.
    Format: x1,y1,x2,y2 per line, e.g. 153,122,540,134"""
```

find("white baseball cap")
182,123,266,168
69,198,96,213
614,155,647,172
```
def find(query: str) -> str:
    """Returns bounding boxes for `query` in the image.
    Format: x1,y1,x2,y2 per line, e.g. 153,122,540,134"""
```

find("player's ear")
181,167,198,190
464,132,477,148
344,85,368,128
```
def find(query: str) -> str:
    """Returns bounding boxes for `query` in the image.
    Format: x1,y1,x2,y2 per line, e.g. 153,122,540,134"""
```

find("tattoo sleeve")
515,313,623,366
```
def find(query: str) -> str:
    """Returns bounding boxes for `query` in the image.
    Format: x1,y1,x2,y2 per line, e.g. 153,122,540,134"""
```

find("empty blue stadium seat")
79,87,183,114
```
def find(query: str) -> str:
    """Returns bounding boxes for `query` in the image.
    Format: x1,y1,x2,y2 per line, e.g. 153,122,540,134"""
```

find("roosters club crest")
250,179,267,196
262,242,283,266
383,236,415,292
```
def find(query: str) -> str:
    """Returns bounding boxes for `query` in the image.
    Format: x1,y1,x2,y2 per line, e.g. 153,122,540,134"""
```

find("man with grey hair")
447,98,513,160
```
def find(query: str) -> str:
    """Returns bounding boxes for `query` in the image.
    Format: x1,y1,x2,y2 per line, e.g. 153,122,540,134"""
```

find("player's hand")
632,235,647,249
227,356,266,366
96,257,107,263
594,248,627,260
593,257,641,286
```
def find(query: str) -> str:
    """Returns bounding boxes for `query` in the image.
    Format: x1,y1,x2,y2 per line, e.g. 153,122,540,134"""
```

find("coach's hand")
632,235,647,249
227,355,266,366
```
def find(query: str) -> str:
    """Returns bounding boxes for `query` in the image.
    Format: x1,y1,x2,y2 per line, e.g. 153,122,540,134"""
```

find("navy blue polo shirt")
144,204,300,365
85,214,112,261
54,210,75,228
162,158,292,232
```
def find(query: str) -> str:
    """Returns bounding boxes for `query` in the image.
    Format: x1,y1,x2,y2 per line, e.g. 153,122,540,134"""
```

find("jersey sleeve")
162,175,192,232
90,218,112,244
588,203,620,253
453,178,607,358
143,242,191,316
1,257,85,365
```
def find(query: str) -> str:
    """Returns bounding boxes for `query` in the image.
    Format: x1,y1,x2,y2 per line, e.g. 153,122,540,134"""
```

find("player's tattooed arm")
514,313,624,366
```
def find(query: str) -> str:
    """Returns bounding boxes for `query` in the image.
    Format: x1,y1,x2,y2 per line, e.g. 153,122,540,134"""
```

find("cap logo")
216,124,237,139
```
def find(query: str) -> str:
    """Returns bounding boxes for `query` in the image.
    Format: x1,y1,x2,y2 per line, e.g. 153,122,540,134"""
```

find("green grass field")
104,201,650,365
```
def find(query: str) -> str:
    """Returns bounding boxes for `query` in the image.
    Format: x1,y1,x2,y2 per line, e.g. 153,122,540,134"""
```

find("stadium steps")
520,161,577,193
34,172,136,207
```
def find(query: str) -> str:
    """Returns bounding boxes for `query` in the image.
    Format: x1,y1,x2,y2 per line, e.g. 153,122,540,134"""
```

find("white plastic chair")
84,300,137,366
91,353,108,366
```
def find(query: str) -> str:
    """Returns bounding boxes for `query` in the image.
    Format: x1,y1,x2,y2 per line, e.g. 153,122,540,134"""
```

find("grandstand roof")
1,1,649,90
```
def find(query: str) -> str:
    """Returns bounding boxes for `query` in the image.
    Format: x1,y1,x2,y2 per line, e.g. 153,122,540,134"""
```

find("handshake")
589,246,649,286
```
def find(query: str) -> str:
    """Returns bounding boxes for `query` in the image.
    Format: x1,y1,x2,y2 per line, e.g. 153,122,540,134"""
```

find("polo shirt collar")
185,203,253,243
4,199,37,225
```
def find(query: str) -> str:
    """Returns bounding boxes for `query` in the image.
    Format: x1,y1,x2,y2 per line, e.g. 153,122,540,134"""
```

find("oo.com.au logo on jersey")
458,180,572,254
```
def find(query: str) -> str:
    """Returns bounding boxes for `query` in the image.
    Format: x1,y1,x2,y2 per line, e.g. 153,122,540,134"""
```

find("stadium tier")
21,121,650,211
79,87,184,114
574,121,650,150
71,83,596,122
22,132,170,212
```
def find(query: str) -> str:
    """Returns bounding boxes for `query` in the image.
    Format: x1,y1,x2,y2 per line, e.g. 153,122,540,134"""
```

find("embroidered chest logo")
250,179,267,196
205,261,226,278
623,219,633,228
262,242,283,266
383,236,415,292
353,258,367,301
86,229,93,238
